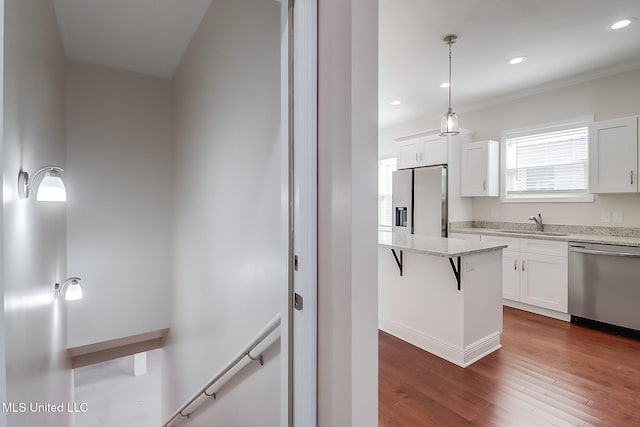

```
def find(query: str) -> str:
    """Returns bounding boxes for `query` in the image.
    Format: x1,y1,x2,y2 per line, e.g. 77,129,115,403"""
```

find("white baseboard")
379,316,501,368
503,300,571,322
462,332,502,367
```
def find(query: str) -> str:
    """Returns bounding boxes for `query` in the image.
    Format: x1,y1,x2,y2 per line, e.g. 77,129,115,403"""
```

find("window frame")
378,157,397,231
500,116,595,203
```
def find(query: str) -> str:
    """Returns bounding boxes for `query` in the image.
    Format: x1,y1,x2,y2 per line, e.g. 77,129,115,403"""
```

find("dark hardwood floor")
379,307,640,427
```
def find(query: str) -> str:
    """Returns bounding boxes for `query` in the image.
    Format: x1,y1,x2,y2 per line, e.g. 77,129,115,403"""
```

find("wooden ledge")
68,328,169,368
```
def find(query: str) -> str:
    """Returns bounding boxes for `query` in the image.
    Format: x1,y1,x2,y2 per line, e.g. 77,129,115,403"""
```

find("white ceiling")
52,0,213,78
380,0,640,128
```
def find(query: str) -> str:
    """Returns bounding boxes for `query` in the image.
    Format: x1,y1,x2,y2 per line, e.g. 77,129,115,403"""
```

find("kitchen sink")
497,230,570,237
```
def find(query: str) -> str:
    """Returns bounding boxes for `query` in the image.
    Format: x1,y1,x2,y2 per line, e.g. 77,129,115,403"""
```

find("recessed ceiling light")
440,82,450,88
509,56,527,65
608,18,634,30
390,100,402,106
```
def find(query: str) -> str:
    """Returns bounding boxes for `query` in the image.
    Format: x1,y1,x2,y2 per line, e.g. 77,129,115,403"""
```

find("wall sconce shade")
56,277,84,301
18,166,67,202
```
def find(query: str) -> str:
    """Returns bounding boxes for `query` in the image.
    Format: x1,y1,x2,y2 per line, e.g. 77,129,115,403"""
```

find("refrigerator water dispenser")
395,207,408,227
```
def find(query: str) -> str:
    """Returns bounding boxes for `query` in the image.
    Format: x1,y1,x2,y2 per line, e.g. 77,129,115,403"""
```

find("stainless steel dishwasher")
569,242,640,331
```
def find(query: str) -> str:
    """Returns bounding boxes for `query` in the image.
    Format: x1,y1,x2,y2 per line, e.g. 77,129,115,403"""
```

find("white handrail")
161,312,282,427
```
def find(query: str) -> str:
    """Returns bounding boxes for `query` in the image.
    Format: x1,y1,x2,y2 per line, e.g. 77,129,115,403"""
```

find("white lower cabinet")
501,250,520,301
481,235,568,314
520,252,568,312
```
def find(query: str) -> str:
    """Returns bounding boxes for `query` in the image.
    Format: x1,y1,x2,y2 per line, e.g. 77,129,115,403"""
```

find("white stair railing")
161,313,281,427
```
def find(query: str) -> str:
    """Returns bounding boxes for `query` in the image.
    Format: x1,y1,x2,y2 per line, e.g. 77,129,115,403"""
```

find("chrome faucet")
529,213,543,232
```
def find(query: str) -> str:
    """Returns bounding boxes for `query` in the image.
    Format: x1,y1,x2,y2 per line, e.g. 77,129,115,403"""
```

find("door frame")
281,0,318,426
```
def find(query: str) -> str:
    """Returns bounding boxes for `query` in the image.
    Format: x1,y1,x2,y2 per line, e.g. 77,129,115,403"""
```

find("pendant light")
440,34,460,137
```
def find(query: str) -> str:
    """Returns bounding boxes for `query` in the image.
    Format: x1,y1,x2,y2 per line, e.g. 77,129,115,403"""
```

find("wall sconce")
18,165,67,202
56,277,83,301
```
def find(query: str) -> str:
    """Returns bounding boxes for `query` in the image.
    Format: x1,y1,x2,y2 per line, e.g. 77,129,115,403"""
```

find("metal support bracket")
448,257,461,290
391,249,403,276
247,351,264,366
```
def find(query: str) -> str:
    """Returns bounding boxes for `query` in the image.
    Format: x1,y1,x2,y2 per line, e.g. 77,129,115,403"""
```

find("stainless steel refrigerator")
392,165,448,237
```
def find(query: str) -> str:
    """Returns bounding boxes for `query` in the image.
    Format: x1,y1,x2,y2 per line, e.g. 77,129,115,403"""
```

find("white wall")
2,0,72,425
318,0,379,425
65,60,173,347
0,0,6,420
161,0,282,425
381,68,640,227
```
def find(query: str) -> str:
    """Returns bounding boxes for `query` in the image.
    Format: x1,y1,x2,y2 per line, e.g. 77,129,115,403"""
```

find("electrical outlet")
613,211,624,224
601,211,611,223
465,262,475,272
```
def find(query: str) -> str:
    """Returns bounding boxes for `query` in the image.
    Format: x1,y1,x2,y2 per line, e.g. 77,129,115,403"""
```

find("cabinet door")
502,249,520,301
589,116,638,193
397,141,419,169
420,136,448,166
520,253,568,312
461,142,488,196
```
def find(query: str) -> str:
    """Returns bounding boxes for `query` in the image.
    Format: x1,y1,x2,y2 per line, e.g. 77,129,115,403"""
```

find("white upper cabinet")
589,116,639,193
396,133,448,169
460,140,499,197
420,135,448,166
520,252,568,312
397,140,420,169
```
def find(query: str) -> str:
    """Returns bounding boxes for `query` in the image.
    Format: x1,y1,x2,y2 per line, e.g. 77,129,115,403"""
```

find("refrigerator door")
392,169,413,235
413,166,448,237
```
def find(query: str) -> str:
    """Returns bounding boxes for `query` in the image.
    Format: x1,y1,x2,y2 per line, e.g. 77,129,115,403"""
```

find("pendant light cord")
448,40,452,111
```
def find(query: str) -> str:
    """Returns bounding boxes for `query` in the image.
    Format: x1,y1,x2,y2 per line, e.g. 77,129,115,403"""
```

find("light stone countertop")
449,227,640,247
378,231,507,257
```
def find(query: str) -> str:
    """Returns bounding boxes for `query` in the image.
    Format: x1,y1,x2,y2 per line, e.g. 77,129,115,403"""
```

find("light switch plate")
612,211,624,224
601,211,611,223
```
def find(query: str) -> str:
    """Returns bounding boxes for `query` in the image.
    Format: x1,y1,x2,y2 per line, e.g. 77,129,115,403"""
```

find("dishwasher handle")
570,247,640,258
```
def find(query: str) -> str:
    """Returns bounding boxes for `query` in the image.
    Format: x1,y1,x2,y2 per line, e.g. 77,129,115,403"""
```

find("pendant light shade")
440,34,460,137
441,108,459,136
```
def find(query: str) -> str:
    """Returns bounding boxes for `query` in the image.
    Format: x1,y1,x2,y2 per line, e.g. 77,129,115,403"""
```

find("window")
502,117,593,202
378,158,397,231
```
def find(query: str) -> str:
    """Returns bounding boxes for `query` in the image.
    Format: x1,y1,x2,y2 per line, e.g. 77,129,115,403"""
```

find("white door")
291,0,317,426
501,250,520,301
520,253,568,312
397,141,418,169
589,116,638,193
461,142,487,196
420,135,448,166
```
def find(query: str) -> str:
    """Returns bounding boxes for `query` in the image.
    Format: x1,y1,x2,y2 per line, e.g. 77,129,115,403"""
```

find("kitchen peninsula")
378,232,507,367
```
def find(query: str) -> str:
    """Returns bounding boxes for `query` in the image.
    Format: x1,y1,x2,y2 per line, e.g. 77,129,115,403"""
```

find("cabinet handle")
514,259,517,270
631,171,634,185
415,153,418,161
522,260,525,271
483,180,487,191
420,152,423,161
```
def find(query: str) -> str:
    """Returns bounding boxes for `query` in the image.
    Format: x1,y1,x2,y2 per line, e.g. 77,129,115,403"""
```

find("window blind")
505,126,589,197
